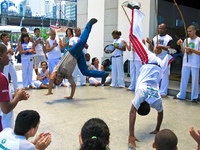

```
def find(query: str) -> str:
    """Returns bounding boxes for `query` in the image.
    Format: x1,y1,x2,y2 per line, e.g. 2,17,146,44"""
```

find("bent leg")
77,52,106,78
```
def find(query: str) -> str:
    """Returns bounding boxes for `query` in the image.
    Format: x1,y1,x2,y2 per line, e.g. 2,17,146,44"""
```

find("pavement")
8,62,199,150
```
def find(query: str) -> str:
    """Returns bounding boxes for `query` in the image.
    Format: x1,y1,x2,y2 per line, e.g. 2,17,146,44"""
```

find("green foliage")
39,27,50,41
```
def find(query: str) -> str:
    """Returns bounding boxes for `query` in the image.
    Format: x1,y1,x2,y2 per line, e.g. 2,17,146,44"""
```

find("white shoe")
168,48,177,55
122,1,141,10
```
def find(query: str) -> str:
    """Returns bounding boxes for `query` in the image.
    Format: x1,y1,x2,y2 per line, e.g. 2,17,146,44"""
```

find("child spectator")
79,118,110,150
0,110,51,149
34,61,51,89
19,32,36,90
152,129,178,150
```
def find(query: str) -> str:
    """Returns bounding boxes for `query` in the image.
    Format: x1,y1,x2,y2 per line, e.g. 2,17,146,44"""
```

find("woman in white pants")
19,33,36,90
110,30,126,88
1,33,18,92
89,57,110,87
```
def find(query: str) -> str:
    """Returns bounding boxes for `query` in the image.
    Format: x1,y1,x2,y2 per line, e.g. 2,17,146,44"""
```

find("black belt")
147,63,161,68
68,50,78,60
112,54,123,58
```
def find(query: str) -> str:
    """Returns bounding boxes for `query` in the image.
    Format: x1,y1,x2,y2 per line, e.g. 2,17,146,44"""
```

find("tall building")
27,0,45,16
45,0,53,18
1,0,15,14
61,0,77,21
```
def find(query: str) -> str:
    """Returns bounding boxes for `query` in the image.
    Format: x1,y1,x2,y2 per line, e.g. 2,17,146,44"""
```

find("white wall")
87,0,105,63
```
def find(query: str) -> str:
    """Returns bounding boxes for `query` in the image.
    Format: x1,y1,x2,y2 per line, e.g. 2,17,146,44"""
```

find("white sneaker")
168,48,177,55
122,1,141,10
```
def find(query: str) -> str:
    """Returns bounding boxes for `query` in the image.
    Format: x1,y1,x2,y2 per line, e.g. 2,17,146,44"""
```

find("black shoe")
88,18,98,25
173,95,178,99
191,99,198,103
101,73,109,84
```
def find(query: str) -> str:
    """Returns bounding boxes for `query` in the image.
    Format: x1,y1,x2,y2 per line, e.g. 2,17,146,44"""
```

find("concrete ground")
12,71,200,150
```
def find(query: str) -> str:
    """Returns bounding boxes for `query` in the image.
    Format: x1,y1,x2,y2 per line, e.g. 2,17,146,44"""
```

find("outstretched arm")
45,72,56,95
129,104,140,148
64,80,76,99
150,110,163,134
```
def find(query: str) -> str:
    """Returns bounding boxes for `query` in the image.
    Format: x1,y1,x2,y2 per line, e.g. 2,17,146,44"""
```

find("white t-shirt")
47,38,62,59
133,64,163,112
21,42,34,60
183,37,200,68
33,36,45,56
0,128,35,150
153,34,173,60
112,37,124,56
69,36,86,53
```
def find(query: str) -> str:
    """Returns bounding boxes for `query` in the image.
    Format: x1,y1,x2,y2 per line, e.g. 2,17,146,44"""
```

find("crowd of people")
0,1,200,149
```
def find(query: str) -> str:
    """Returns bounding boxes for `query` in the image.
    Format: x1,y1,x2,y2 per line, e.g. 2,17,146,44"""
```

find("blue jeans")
69,23,106,78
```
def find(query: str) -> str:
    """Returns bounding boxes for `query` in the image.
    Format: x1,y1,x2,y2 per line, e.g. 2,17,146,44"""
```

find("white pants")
159,65,170,95
3,63,18,91
128,60,142,90
34,55,47,69
89,76,111,85
72,64,86,85
48,58,61,73
177,66,199,101
110,56,125,87
22,58,33,88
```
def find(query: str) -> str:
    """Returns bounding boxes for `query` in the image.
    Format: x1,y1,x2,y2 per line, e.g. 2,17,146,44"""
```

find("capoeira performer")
174,25,200,103
45,18,109,99
121,2,175,148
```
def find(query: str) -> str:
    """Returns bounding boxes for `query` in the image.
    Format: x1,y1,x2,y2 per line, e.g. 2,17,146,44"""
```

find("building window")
192,21,199,29
176,19,183,27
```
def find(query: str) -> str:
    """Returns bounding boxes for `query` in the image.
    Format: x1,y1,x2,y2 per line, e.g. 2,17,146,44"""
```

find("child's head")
21,32,29,44
85,53,90,62
0,43,9,67
41,61,48,70
14,110,40,137
34,28,40,36
21,27,27,33
0,32,9,43
80,118,110,150
153,129,178,150
137,101,150,116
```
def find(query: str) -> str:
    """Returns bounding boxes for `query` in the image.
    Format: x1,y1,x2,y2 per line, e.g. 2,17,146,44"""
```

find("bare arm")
45,40,56,52
7,43,13,55
114,40,126,51
64,80,76,99
0,89,29,114
146,38,154,51
45,72,56,95
128,105,140,148
150,110,163,134
59,38,64,50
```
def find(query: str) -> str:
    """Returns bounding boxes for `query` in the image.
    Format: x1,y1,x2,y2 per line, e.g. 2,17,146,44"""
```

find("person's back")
152,129,178,150
0,128,35,150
